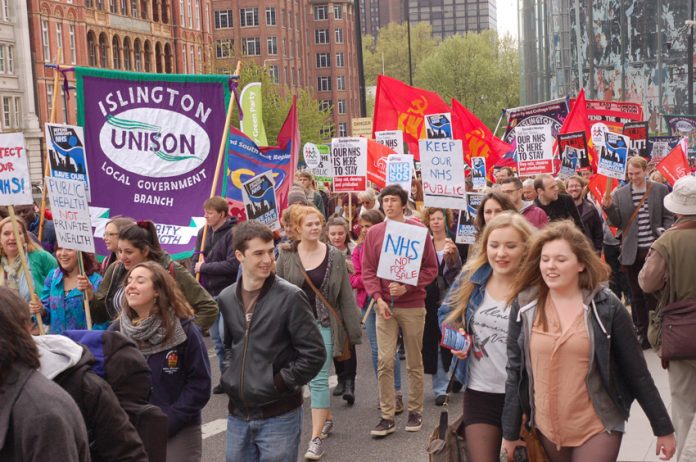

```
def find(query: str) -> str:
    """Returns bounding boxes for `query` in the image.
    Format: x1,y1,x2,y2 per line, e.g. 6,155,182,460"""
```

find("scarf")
119,309,187,355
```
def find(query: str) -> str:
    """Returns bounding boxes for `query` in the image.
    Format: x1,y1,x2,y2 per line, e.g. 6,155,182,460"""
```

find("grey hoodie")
35,335,83,380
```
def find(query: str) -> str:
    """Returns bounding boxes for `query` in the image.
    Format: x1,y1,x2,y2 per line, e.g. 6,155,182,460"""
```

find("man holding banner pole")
362,184,438,437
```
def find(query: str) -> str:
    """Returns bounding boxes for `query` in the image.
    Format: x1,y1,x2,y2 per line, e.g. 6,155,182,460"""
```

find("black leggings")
539,430,623,462
334,345,357,381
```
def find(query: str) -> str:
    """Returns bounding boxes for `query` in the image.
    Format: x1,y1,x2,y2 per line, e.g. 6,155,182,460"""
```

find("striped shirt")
632,188,653,248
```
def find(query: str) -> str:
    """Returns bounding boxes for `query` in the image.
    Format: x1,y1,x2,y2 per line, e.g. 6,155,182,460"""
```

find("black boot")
333,379,345,396
342,378,355,405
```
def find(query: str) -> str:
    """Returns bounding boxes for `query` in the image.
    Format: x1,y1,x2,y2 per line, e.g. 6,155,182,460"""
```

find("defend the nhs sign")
376,220,428,286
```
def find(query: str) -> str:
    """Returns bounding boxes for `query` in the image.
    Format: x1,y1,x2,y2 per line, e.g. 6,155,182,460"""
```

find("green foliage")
229,62,332,145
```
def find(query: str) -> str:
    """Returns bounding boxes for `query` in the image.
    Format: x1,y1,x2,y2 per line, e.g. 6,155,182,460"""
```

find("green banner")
239,82,268,146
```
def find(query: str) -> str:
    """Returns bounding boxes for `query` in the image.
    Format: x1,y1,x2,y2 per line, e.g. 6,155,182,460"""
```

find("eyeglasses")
103,232,118,237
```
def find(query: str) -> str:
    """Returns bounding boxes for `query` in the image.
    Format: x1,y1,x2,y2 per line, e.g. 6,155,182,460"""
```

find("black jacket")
502,287,674,441
194,218,239,296
577,199,604,252
535,193,587,234
218,275,326,420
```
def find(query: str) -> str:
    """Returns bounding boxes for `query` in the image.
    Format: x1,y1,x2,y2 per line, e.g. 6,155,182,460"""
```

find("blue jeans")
309,324,333,409
226,407,303,462
363,306,401,391
209,312,225,373
431,349,449,397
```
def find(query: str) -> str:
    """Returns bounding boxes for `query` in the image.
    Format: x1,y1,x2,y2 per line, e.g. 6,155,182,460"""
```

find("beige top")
530,303,605,450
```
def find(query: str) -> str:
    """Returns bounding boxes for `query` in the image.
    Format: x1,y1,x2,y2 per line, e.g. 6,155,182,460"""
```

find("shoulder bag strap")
622,182,653,236
300,264,344,326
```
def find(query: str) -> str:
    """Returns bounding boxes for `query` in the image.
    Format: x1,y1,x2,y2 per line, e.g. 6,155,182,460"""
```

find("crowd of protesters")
2,162,696,462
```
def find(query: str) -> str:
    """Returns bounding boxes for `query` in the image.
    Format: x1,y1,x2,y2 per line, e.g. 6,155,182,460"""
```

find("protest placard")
242,170,280,230
351,117,373,137
471,157,486,191
455,193,485,245
303,143,322,169
425,113,453,139
0,133,33,206
648,136,680,163
420,139,466,209
332,137,367,192
307,144,332,183
45,123,91,200
46,177,95,253
557,131,590,169
623,121,649,158
598,132,630,180
386,154,413,193
559,146,580,179
375,130,405,154
376,220,428,286
515,124,554,176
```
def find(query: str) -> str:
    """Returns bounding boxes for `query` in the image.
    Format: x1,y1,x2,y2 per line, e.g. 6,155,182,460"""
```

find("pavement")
200,337,673,461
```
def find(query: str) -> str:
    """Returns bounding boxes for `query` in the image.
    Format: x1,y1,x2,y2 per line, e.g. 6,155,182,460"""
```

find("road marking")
202,418,227,439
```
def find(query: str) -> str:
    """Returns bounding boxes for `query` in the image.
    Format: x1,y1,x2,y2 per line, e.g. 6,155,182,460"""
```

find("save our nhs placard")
0,133,33,206
598,132,630,180
377,220,428,286
386,154,413,193
45,123,91,200
420,139,466,209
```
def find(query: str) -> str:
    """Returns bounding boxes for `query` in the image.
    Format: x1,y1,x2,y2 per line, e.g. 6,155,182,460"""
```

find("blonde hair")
508,220,610,331
0,217,38,258
627,156,648,170
444,212,535,325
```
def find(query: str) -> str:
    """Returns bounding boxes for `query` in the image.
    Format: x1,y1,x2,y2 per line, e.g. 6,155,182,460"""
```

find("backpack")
64,330,168,462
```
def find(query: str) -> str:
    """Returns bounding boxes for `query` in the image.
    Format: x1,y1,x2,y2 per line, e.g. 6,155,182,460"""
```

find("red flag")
588,173,618,236
366,138,396,188
558,89,597,170
451,99,511,179
657,142,690,186
372,75,450,160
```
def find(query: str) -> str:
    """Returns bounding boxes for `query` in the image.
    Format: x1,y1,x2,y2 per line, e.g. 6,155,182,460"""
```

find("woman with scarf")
0,216,56,307
110,261,211,462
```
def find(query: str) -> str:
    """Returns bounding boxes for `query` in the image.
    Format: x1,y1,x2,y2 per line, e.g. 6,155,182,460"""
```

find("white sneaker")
304,437,325,460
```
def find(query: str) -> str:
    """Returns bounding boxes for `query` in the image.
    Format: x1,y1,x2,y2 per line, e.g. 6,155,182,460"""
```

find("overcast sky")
497,0,518,40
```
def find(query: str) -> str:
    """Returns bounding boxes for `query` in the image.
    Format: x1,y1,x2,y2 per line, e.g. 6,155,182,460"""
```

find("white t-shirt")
467,291,510,394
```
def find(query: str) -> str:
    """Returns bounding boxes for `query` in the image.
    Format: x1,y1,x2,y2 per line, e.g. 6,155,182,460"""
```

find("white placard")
375,130,404,154
0,133,33,206
377,220,429,286
303,142,321,169
331,137,368,192
471,157,487,191
420,139,467,209
598,132,630,180
45,177,95,253
386,154,413,193
515,124,554,176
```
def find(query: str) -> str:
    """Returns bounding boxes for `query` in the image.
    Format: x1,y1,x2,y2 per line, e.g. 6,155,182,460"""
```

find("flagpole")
196,60,242,282
492,109,506,138
38,49,64,243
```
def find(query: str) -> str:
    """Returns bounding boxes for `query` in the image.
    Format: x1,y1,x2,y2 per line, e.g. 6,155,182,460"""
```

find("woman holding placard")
0,216,57,304
438,212,534,461
276,205,361,461
29,246,105,334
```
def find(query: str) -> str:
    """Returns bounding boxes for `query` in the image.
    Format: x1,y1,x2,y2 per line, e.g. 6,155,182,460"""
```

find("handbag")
427,360,468,462
300,267,352,362
519,425,550,462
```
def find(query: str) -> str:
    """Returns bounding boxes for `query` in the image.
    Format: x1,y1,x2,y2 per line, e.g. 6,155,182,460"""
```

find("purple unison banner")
75,67,231,258
502,98,570,144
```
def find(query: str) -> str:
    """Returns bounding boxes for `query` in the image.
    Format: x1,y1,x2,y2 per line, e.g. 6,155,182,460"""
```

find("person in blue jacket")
111,260,211,462
438,212,535,461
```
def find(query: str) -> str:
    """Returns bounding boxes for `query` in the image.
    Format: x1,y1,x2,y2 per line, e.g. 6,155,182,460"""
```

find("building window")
181,44,187,70
123,37,131,69
336,52,344,67
314,5,327,20
98,34,108,67
2,96,11,128
319,99,331,111
87,32,97,66
216,39,233,58
190,46,194,72
337,99,346,114
144,41,151,71
69,26,77,64
6,46,12,74
338,122,347,137
195,0,200,29
267,37,277,55
86,0,93,7
13,97,20,129
112,36,121,69
333,5,342,19
335,28,343,44
265,7,275,25
317,76,331,92
134,39,142,71
316,52,330,68
315,29,328,44
120,0,126,14
337,75,345,90
41,20,50,62
46,86,53,119
242,38,260,56
197,47,201,72
179,0,184,26
268,64,279,83
55,23,63,55
0,47,4,73
1,0,10,20
214,9,232,28
188,0,193,27
140,0,147,19
240,8,259,27
130,0,138,17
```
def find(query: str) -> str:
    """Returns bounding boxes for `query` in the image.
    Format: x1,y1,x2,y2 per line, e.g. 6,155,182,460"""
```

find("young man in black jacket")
534,173,587,233
218,221,325,462
193,196,239,393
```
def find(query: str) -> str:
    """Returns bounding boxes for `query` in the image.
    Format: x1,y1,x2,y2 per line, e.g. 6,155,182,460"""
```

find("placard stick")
9,206,45,335
77,251,93,330
196,60,242,282
38,49,64,242
348,194,353,230
361,298,375,326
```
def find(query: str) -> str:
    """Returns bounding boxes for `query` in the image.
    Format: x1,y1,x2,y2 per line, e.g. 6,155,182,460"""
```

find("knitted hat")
287,185,310,206
664,175,696,215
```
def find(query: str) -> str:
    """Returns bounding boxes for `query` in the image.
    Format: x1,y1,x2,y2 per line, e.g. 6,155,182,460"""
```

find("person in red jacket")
362,184,438,437
499,177,549,229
